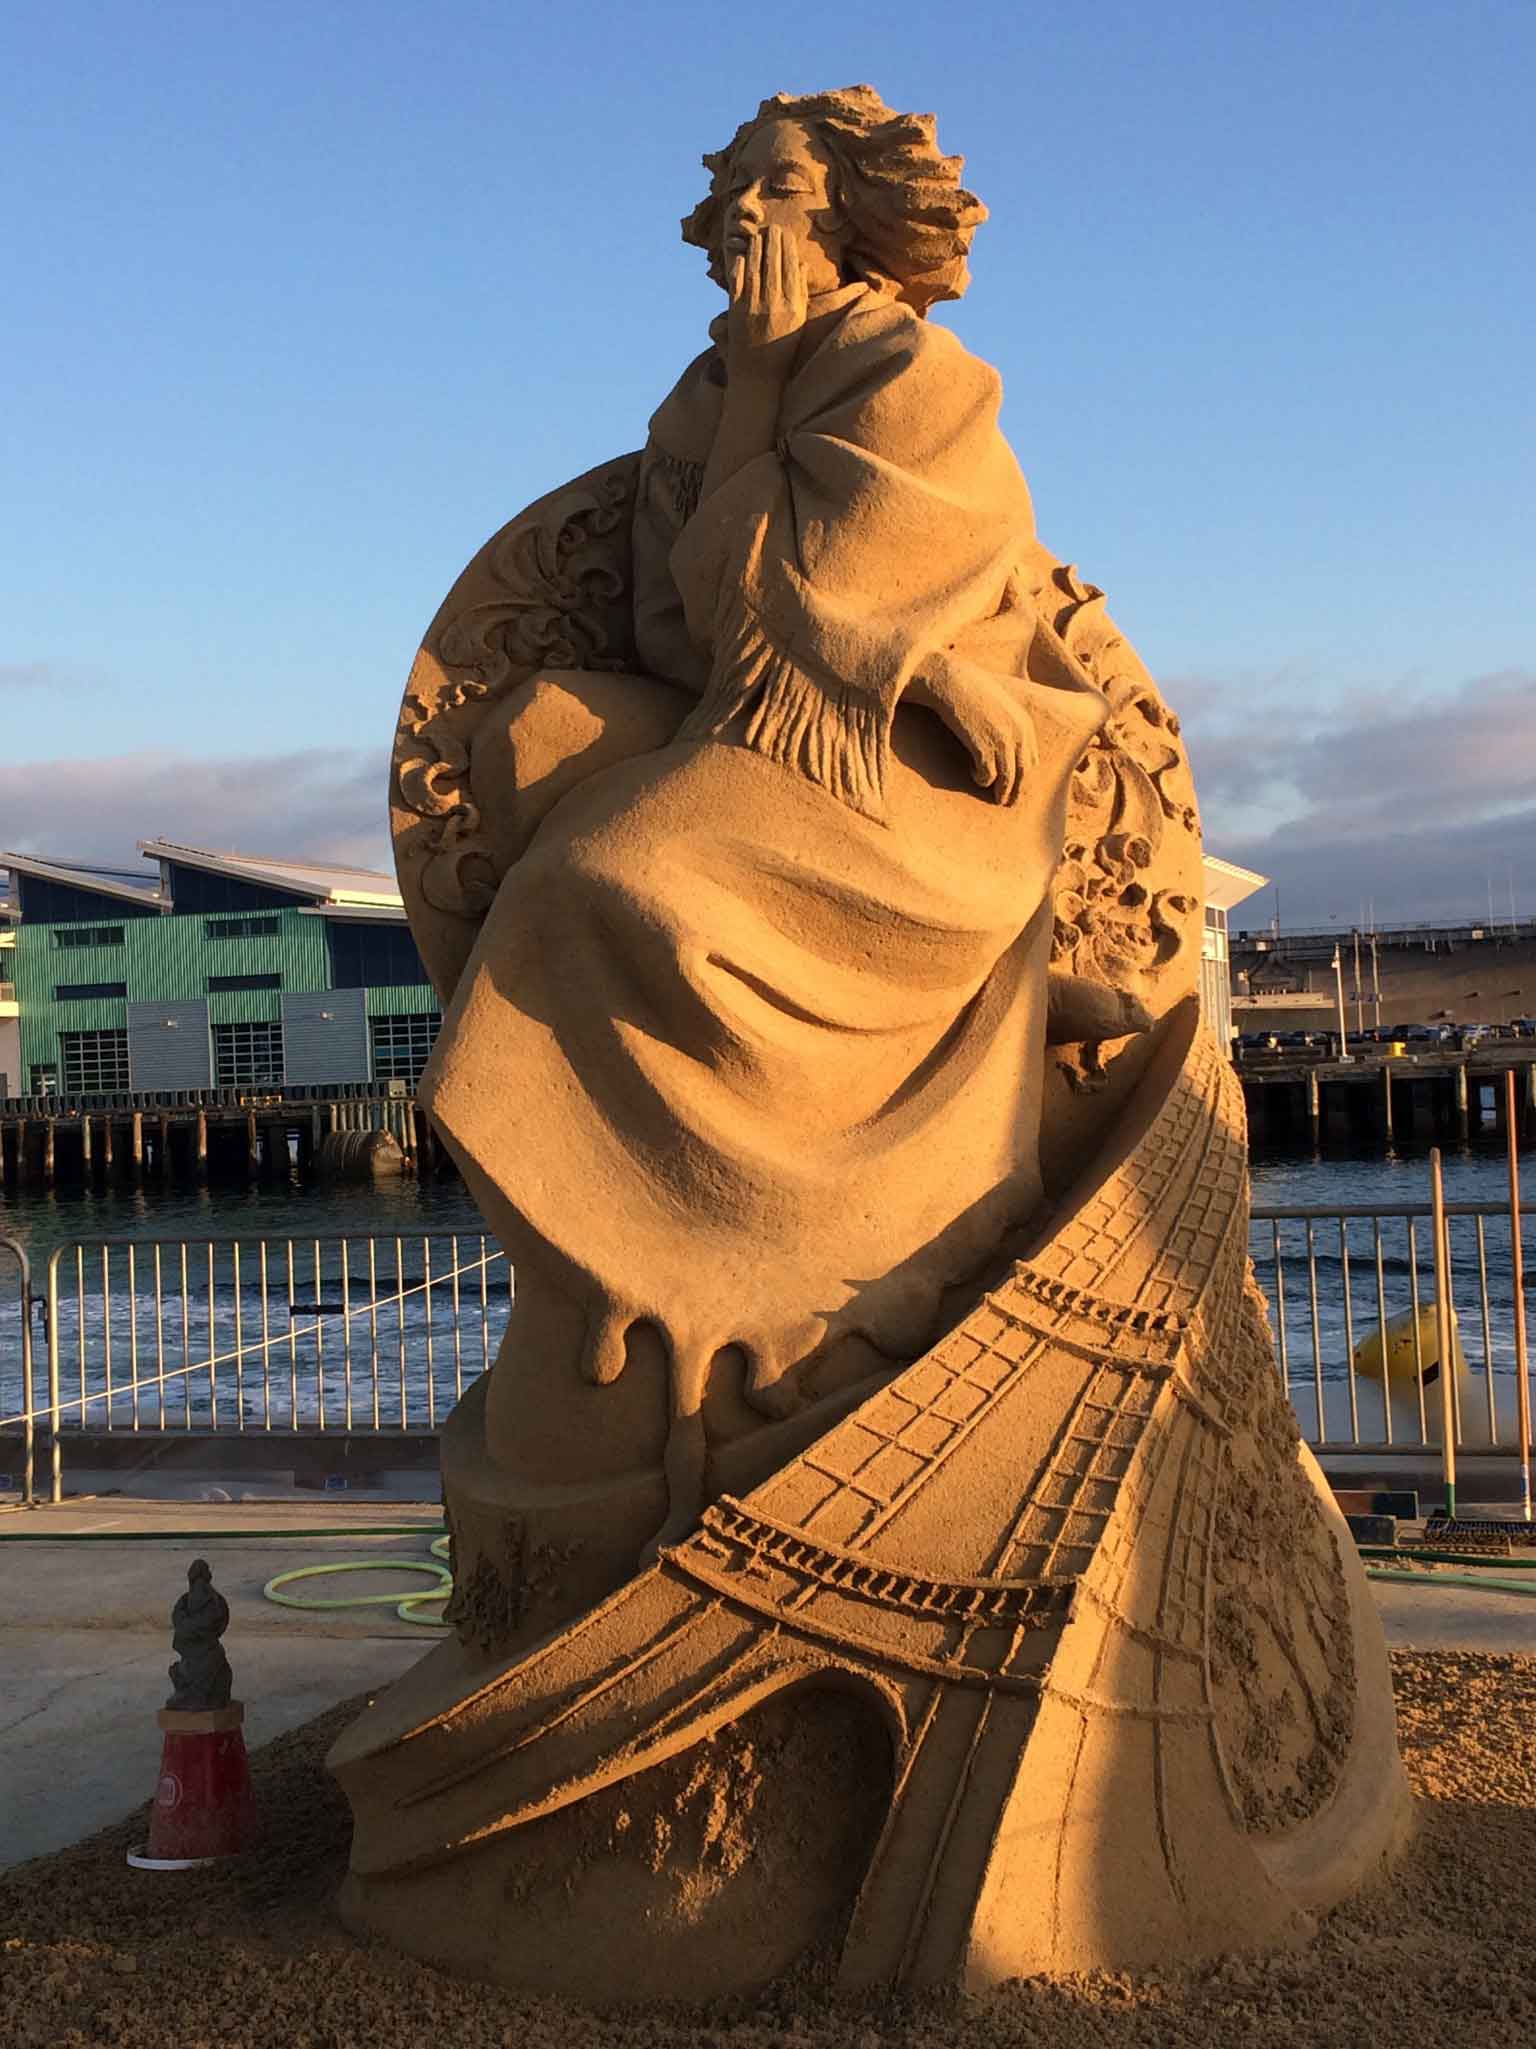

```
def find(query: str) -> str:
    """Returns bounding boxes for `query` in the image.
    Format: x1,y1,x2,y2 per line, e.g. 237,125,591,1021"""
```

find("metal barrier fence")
1,1231,511,1502
4,1206,1534,1504
1250,1200,1535,1452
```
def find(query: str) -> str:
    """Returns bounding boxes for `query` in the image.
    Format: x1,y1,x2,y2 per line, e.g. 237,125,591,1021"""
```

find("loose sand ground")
4,1650,1535,2048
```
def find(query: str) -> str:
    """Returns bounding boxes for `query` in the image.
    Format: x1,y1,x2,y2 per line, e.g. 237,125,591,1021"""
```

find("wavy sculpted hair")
681,84,987,318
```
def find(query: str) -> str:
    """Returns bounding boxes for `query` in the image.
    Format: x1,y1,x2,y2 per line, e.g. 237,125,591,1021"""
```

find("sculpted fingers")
1001,739,1025,807
970,731,1002,796
758,226,807,341
782,231,807,324
1001,709,1036,806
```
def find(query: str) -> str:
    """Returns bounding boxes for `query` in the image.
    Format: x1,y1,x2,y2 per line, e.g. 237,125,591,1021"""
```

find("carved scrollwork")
1037,562,1202,1090
392,460,640,919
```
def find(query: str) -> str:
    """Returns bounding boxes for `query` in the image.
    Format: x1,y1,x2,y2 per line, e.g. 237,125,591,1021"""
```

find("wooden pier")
1239,1047,1536,1148
0,1084,439,1189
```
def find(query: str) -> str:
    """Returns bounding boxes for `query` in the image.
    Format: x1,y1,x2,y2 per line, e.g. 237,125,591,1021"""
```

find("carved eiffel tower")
332,1013,1404,1988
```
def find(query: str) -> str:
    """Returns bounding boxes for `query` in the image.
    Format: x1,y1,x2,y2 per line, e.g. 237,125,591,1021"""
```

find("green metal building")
0,839,440,1099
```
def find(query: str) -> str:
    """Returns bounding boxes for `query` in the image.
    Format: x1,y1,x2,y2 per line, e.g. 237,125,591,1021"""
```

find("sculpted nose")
731,187,764,229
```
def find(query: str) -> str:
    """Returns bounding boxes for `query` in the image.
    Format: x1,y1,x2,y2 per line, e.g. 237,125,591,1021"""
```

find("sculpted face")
721,118,846,295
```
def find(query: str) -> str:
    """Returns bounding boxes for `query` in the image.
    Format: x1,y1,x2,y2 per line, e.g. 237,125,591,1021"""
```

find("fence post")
1429,1150,1458,1517
10,1242,36,1506
45,1247,63,1504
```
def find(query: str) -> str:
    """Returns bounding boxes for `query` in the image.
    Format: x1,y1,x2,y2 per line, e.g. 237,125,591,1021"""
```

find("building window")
206,972,282,992
370,1012,441,1086
205,915,282,940
213,1019,285,1087
60,1029,131,1093
16,874,155,922
30,1063,58,1096
164,863,297,915
327,920,430,989
53,925,125,950
54,980,128,1001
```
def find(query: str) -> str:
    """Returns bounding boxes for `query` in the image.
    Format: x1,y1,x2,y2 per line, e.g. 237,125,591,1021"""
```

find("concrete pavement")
1370,1571,1536,1653
5,1497,1536,1871
0,1499,444,1866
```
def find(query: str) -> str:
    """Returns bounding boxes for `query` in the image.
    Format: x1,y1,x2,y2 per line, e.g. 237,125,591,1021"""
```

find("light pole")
1331,946,1352,1061
1353,927,1364,1033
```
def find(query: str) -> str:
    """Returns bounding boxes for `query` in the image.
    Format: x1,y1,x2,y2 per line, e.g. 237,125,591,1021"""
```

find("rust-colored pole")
1429,1148,1457,1518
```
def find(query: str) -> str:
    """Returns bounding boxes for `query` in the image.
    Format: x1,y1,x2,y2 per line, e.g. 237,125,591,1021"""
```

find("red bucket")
138,1704,257,1864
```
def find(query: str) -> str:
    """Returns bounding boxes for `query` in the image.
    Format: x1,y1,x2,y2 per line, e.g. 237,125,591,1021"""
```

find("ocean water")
3,1138,1534,1466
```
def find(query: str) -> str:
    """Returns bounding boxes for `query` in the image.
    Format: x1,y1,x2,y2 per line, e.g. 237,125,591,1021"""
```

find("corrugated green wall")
364,983,441,1018
17,907,434,1084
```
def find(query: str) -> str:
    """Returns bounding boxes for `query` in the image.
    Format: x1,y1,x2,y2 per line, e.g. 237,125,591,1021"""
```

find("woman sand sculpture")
334,88,1409,2000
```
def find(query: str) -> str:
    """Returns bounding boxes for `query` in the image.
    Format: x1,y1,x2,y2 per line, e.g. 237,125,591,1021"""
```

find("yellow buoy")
1353,1301,1468,1387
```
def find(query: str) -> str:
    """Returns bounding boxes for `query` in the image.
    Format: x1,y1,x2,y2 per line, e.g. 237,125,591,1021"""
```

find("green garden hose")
1357,1545,1536,1569
1365,1567,1536,1597
262,1533,452,1626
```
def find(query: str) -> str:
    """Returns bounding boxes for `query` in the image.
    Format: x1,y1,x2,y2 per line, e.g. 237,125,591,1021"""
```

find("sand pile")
5,1650,1536,2048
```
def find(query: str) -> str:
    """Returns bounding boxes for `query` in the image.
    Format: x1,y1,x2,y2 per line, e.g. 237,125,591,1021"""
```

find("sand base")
4,1651,1534,2047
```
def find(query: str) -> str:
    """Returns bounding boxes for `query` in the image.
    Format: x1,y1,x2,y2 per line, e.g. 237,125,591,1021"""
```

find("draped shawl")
422,283,1108,1461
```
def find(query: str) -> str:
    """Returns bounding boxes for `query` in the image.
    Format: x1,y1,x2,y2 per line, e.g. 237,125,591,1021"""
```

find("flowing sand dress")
423,282,1109,1511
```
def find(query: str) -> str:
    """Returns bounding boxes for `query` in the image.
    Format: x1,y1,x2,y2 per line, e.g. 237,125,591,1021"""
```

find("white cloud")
3,672,1533,934
1175,668,1536,925
0,747,391,874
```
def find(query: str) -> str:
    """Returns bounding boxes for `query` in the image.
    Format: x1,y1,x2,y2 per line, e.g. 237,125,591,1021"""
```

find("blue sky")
3,0,1532,923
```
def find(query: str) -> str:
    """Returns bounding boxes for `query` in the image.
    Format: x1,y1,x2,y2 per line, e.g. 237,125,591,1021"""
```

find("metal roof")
1202,854,1268,914
137,838,401,908
0,850,167,909
296,903,410,924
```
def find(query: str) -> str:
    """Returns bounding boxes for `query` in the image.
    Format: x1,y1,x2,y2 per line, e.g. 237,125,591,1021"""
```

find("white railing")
0,1230,512,1501
4,1202,1534,1505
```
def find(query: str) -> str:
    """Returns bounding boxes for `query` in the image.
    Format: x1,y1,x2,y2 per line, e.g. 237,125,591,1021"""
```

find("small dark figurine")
166,1558,233,1711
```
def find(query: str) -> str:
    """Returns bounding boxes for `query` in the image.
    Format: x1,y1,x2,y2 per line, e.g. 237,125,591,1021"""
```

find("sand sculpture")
332,85,1408,1998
